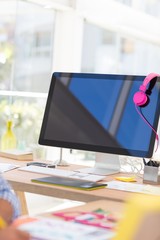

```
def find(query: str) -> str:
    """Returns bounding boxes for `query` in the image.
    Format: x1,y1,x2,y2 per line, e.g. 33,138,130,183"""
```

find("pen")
0,216,7,229
143,158,150,165
143,158,160,167
143,158,147,165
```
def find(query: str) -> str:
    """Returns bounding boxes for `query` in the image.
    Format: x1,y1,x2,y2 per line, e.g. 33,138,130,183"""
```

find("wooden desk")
43,199,124,218
0,157,155,214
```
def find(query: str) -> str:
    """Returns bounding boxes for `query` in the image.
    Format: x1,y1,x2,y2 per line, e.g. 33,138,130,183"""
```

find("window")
81,22,160,75
0,0,55,148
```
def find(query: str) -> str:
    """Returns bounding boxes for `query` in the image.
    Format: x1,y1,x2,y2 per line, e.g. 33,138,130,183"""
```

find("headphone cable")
135,104,159,152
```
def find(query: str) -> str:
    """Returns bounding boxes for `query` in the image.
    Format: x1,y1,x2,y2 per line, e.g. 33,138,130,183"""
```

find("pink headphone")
133,73,160,106
133,72,160,152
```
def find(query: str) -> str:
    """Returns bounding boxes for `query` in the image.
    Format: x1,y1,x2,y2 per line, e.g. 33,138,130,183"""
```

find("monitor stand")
56,148,69,166
77,152,120,176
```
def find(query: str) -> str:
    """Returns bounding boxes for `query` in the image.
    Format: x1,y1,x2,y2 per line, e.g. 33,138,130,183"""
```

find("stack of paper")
0,149,33,161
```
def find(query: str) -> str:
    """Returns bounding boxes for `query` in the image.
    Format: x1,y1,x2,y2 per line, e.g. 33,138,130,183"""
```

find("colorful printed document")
14,216,115,240
53,209,117,230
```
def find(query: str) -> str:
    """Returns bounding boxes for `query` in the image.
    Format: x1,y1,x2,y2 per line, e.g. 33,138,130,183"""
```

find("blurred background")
0,0,160,165
1,0,160,216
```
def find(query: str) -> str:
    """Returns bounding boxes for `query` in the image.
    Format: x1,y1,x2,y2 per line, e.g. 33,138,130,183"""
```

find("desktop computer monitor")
39,72,160,175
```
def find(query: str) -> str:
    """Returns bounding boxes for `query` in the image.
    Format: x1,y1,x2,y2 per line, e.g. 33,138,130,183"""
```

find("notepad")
31,176,107,191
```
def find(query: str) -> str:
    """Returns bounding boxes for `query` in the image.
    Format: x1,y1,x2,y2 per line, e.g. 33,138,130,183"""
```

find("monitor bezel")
39,72,160,158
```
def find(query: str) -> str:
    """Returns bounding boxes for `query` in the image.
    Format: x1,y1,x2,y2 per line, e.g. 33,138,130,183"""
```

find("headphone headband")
140,73,160,91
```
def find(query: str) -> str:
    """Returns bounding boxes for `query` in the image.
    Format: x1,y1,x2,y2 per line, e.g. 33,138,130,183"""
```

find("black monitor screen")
39,72,160,158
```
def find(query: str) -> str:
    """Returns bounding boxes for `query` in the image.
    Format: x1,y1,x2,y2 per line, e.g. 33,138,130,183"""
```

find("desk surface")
1,157,156,203
44,199,124,218
14,199,124,240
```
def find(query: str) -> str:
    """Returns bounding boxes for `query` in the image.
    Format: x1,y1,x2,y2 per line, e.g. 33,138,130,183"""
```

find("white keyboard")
19,165,105,182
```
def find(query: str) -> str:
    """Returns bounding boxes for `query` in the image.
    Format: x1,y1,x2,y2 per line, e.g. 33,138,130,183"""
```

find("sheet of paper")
106,181,160,196
17,217,115,240
0,163,19,173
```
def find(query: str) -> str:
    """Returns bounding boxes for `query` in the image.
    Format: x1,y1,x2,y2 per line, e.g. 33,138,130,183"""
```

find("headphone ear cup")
133,91,148,106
